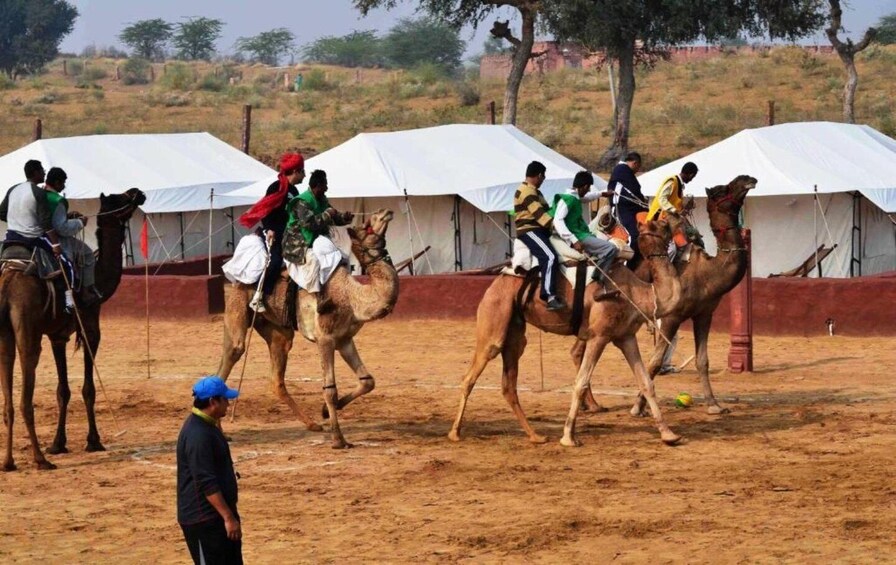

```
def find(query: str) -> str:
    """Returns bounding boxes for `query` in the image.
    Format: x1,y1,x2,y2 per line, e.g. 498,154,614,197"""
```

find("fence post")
241,104,252,154
150,65,155,82
728,229,753,373
767,100,775,126
485,100,496,125
32,118,42,141
63,60,67,76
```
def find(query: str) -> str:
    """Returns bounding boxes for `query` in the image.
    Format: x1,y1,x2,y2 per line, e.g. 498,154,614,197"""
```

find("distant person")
607,152,648,269
177,376,242,565
238,152,305,313
514,161,565,311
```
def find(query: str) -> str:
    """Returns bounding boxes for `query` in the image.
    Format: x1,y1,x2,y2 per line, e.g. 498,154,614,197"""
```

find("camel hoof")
559,436,582,448
528,434,549,444
707,405,730,415
630,405,648,418
331,440,353,450
36,460,57,470
447,430,461,442
85,442,106,452
661,432,682,446
306,422,324,432
47,444,69,455
2,461,16,472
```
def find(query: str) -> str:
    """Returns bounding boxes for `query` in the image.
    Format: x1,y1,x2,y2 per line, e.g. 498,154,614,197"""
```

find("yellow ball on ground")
675,393,693,407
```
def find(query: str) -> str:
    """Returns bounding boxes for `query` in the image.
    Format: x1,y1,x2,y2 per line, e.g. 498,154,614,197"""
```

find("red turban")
239,153,304,228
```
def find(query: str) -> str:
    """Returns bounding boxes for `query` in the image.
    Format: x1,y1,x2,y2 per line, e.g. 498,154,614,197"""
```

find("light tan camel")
628,174,757,416
448,219,683,447
1,189,146,470
218,209,398,449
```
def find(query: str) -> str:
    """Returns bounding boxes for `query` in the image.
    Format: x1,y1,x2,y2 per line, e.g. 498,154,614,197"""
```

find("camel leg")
81,324,105,452
570,339,607,413
632,318,682,417
318,337,350,449
47,340,71,454
16,325,54,470
1,333,15,471
617,335,680,445
561,336,607,447
256,324,322,432
321,339,374,419
500,321,548,443
694,313,727,415
217,290,251,380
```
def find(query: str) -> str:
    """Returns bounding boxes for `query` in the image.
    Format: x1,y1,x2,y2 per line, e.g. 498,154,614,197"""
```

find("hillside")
1,45,895,173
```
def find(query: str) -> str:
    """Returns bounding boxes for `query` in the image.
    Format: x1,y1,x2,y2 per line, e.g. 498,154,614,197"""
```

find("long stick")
145,260,150,379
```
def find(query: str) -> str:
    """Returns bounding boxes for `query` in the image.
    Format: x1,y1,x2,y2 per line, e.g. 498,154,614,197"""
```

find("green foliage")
876,13,896,44
0,0,79,78
121,58,151,85
0,74,15,90
119,18,173,60
83,66,108,81
303,31,384,68
236,28,295,66
302,69,334,91
172,17,223,61
36,89,64,104
160,63,194,91
455,80,480,106
67,59,84,75
197,73,226,92
382,17,465,72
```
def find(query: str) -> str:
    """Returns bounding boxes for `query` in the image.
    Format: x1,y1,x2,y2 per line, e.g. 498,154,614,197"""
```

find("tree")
0,0,78,78
354,1,545,125
302,30,384,68
172,17,224,61
381,17,465,71
236,28,295,66
119,18,173,60
826,0,876,124
543,1,826,169
876,13,896,44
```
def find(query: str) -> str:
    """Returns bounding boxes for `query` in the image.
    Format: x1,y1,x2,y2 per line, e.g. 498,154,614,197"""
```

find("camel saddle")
0,241,62,280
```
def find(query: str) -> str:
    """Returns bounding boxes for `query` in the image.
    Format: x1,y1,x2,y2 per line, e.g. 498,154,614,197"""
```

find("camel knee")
272,382,292,402
696,358,709,374
323,386,338,405
358,376,375,393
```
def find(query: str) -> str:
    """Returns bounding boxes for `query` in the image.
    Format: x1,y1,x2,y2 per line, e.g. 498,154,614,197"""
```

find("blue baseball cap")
192,376,239,400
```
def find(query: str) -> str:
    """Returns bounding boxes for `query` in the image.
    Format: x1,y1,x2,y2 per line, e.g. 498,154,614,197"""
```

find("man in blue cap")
177,376,243,564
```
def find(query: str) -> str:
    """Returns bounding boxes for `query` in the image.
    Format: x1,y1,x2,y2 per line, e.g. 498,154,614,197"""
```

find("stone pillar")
728,228,753,373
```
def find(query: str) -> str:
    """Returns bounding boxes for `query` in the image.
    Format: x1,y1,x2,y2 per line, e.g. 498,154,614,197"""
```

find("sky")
60,0,896,59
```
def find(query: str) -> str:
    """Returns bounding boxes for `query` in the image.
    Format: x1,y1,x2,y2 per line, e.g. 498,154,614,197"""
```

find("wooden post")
241,104,252,154
32,119,42,141
728,228,753,373
115,65,120,80
150,65,155,82
63,60,67,76
486,100,496,124
767,100,775,126
284,72,290,90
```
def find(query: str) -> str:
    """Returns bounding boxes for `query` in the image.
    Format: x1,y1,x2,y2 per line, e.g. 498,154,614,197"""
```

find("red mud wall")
103,271,896,336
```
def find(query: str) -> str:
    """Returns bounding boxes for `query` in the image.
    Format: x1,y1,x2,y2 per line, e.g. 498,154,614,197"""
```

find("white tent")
638,122,896,277
0,133,275,265
224,124,600,273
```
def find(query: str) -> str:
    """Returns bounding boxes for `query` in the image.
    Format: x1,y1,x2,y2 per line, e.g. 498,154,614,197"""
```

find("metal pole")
241,104,252,154
209,188,214,276
178,212,186,259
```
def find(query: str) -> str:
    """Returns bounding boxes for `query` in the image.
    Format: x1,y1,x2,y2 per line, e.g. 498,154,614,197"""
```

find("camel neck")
646,254,681,317
350,259,399,322
94,221,126,300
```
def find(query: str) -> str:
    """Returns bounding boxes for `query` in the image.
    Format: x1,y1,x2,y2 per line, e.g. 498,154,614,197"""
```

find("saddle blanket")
221,233,346,292
503,236,596,284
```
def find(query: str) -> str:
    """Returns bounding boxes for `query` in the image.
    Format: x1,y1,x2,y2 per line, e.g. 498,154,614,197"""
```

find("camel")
218,209,399,449
448,218,683,447
627,174,757,417
1,188,146,470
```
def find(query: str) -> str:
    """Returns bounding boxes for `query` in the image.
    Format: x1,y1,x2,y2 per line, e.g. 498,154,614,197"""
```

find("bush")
160,63,195,91
197,73,226,92
83,66,108,81
301,68,333,91
67,59,84,75
122,58,151,85
455,81,480,106
35,90,64,104
0,74,15,90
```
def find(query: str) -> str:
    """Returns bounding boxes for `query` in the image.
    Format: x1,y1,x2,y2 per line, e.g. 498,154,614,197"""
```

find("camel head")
97,188,147,228
636,218,673,258
348,208,394,267
705,175,756,216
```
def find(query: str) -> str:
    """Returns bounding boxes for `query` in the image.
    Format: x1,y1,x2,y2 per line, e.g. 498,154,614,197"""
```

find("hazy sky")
61,0,896,58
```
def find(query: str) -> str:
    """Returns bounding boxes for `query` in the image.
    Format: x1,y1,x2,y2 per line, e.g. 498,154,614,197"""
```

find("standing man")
550,171,619,293
177,376,242,565
514,161,565,311
44,167,101,306
607,152,648,269
239,152,305,313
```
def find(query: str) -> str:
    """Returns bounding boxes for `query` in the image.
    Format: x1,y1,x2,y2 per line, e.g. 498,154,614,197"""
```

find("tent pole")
814,186,820,277
209,188,214,276
453,196,462,271
229,206,236,252
178,212,186,259
403,189,415,275
850,192,862,277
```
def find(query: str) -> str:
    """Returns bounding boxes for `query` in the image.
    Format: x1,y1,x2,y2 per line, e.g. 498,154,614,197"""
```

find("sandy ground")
0,317,894,563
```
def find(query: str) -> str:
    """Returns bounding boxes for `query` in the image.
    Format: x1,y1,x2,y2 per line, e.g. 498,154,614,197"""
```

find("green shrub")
0,74,15,90
83,66,108,81
122,58,151,85
455,81,480,106
35,90,64,104
67,60,84,75
93,123,108,134
198,73,226,92
160,63,194,91
302,69,333,91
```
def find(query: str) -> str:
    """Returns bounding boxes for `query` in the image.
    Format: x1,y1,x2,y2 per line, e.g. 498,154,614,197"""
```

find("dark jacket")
176,413,239,525
281,191,349,265
607,163,648,217
260,180,299,242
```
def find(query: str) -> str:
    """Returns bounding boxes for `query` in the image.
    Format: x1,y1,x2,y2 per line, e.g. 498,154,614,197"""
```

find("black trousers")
619,212,643,271
181,519,243,565
518,228,559,300
261,238,283,296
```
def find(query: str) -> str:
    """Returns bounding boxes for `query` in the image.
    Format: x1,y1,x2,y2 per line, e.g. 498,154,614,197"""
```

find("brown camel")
1,189,146,470
448,219,683,447
627,174,757,416
218,209,399,449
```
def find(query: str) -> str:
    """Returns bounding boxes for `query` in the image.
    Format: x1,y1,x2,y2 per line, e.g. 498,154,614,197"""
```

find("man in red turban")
239,152,305,312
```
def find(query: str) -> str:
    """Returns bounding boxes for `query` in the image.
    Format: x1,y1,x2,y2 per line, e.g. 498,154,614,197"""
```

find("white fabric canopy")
637,122,896,212
223,124,603,212
0,133,275,213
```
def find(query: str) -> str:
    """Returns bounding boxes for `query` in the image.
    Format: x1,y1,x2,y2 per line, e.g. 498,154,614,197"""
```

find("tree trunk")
840,53,858,124
598,40,635,170
502,9,536,125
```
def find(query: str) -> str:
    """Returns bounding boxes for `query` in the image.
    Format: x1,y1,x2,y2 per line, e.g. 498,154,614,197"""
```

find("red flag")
140,217,149,259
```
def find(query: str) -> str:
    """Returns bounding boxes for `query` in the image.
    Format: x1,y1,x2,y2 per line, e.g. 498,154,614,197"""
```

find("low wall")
102,271,896,336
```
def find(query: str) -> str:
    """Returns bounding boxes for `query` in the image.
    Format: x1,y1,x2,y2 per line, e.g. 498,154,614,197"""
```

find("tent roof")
637,122,896,213
0,133,276,213
224,124,602,212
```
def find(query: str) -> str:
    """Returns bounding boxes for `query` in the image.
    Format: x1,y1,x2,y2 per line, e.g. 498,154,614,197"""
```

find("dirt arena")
1,317,894,563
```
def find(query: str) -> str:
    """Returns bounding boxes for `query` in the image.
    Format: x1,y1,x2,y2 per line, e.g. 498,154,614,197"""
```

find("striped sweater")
513,182,552,234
